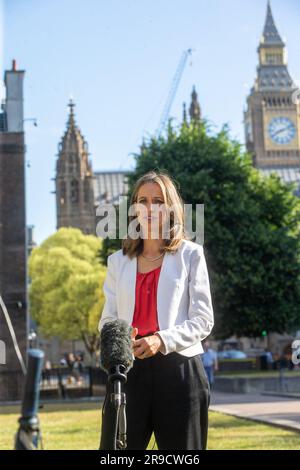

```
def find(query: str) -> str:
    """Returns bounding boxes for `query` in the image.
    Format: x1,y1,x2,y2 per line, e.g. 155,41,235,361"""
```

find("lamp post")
22,117,37,356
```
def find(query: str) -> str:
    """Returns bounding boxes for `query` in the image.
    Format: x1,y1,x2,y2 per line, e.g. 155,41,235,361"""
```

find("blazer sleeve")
156,245,214,355
98,254,118,333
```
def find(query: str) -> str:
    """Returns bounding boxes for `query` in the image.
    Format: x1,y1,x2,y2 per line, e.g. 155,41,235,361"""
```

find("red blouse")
131,265,161,336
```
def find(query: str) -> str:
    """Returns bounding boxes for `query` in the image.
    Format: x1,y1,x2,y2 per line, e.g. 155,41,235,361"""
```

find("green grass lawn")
217,370,300,378
1,402,300,450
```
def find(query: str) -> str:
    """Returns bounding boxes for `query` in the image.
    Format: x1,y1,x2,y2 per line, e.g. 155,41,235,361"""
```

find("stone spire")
255,1,294,91
260,1,285,47
189,86,201,122
58,99,92,176
67,98,76,129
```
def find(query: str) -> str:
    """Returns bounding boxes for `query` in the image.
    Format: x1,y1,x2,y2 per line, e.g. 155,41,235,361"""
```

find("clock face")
268,117,296,145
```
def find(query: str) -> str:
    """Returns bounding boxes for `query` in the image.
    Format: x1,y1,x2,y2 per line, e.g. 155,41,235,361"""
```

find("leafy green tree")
98,203,123,265
29,227,105,359
121,119,300,340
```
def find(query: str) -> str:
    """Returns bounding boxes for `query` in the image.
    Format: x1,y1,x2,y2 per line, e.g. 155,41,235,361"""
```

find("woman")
98,170,214,450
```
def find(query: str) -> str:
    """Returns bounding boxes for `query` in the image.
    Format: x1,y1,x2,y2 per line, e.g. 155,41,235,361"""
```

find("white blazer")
98,239,214,358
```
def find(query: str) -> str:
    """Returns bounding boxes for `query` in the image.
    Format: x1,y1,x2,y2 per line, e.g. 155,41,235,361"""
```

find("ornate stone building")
55,100,96,234
244,1,300,195
0,60,27,399
55,100,130,235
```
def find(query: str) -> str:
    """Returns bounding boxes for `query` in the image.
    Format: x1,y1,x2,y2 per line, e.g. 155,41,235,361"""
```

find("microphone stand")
15,349,44,450
15,415,41,450
108,364,127,450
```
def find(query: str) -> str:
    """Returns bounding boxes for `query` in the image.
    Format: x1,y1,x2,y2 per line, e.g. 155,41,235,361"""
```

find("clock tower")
244,1,300,169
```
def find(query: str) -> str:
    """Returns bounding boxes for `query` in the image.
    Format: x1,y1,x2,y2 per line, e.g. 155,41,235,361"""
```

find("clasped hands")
131,327,163,359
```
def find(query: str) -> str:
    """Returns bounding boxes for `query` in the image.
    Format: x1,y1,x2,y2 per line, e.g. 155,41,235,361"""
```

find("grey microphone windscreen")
100,319,134,374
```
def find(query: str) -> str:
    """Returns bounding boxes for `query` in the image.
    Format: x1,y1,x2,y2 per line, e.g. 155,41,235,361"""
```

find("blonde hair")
122,170,188,258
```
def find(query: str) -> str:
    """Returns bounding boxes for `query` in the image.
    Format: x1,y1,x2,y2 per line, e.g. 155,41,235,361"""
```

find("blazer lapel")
156,251,169,330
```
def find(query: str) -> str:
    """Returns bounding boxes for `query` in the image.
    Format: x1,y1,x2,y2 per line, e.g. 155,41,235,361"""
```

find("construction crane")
156,48,193,137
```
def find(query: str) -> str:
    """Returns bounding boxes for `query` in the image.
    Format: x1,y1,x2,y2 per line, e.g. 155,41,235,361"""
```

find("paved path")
210,392,300,432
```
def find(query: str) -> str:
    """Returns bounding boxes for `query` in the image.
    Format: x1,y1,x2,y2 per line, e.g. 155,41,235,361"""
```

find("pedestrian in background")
201,340,218,389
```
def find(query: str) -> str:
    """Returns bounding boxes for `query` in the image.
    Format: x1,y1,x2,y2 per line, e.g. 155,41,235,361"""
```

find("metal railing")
40,366,107,399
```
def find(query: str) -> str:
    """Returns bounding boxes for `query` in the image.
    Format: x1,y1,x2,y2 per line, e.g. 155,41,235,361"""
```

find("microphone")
100,319,134,381
15,349,44,450
99,320,134,450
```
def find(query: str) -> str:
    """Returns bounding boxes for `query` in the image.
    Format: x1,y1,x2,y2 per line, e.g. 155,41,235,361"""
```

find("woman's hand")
131,331,163,359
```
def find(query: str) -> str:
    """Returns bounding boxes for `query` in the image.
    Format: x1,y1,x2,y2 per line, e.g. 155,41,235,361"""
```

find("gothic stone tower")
0,60,27,400
55,100,96,234
182,86,202,125
189,86,201,122
244,1,300,168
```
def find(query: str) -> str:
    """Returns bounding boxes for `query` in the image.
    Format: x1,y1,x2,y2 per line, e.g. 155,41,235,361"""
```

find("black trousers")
99,348,210,450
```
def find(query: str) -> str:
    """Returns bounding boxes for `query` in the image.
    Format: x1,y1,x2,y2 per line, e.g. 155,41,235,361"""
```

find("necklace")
141,252,164,262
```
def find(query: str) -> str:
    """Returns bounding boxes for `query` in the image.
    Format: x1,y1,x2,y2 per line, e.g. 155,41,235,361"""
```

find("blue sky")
2,0,300,244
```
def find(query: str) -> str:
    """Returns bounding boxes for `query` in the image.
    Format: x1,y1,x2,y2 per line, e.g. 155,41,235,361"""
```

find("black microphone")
15,349,44,450
99,320,134,450
100,319,134,381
